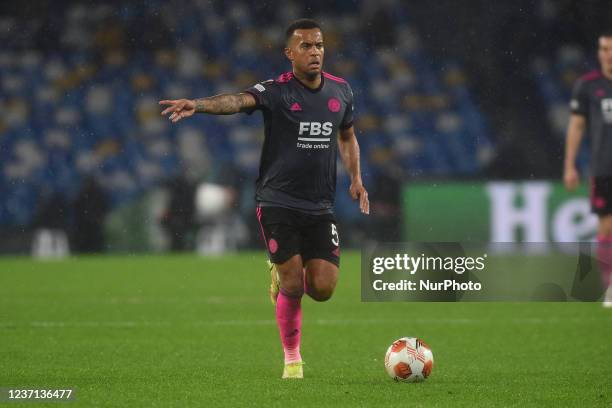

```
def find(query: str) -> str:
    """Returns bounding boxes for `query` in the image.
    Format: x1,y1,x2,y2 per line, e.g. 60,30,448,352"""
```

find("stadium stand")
0,1,494,245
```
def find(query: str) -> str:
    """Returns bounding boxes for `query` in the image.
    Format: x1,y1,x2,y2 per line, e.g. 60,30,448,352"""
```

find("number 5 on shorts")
331,223,339,246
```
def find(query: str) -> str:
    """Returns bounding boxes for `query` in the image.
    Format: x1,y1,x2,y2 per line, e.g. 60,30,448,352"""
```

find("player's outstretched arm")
339,126,369,214
563,113,586,191
159,93,257,122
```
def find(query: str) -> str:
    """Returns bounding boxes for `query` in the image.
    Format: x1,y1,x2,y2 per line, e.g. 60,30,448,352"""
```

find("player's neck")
292,70,321,90
603,69,612,80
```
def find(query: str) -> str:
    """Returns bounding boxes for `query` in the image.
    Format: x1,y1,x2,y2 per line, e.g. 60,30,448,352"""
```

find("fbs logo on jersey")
299,122,333,136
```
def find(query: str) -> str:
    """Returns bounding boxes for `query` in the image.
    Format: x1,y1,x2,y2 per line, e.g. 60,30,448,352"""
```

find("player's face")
285,28,324,78
598,36,612,74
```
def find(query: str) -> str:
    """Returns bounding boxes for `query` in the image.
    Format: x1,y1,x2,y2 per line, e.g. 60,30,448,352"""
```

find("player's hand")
350,180,369,215
159,99,196,123
563,167,580,191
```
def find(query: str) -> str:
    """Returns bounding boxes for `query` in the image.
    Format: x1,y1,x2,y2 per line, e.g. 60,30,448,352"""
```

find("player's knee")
310,291,333,302
602,219,612,233
280,277,303,294
278,270,304,296
599,218,612,237
308,284,335,302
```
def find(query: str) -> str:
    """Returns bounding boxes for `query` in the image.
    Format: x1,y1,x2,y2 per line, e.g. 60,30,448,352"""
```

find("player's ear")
284,47,293,62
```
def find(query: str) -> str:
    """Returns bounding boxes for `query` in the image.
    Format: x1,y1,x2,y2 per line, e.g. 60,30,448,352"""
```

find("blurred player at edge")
564,30,612,307
159,19,369,376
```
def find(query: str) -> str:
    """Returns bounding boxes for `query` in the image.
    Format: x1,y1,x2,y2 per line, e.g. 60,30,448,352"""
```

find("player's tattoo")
194,93,255,115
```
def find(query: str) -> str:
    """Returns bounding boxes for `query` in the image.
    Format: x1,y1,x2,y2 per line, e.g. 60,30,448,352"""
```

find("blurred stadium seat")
0,1,494,232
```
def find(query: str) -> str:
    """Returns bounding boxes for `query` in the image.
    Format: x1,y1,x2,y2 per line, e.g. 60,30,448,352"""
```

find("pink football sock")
276,289,303,364
597,235,612,288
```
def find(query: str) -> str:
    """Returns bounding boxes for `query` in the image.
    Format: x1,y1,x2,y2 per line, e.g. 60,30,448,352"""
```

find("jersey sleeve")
340,83,355,130
242,79,278,113
570,79,589,116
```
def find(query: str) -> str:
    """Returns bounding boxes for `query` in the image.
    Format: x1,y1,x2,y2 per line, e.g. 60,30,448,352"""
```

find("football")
384,337,434,382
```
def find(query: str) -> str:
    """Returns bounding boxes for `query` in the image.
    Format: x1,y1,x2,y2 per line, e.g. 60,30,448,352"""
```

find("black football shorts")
591,177,612,215
256,206,340,267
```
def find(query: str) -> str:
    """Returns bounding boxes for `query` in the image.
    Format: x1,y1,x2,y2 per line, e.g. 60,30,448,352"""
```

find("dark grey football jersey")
570,70,612,176
244,72,354,214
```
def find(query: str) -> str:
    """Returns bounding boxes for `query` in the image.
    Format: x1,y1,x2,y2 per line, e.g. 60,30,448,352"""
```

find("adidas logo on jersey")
299,122,333,136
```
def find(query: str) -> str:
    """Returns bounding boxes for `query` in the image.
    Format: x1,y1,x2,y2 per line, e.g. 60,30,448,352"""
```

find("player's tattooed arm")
194,93,257,115
339,126,370,215
159,93,256,122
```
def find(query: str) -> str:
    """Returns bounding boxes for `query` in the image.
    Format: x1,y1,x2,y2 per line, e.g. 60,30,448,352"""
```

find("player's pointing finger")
169,103,187,115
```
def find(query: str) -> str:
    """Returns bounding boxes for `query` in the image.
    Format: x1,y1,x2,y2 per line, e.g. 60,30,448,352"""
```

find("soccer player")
159,19,369,376
564,30,612,307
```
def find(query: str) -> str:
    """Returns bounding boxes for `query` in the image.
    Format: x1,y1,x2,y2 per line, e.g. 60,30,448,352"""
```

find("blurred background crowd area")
0,0,610,253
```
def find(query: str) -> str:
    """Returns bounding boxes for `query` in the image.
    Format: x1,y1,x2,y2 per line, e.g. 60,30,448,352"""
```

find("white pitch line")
0,317,609,329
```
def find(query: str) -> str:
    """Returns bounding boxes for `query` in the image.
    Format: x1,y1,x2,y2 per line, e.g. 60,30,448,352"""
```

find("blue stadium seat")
0,2,495,227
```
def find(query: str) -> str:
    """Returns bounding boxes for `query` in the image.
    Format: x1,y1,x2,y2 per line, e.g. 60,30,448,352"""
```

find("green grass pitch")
1,252,611,407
